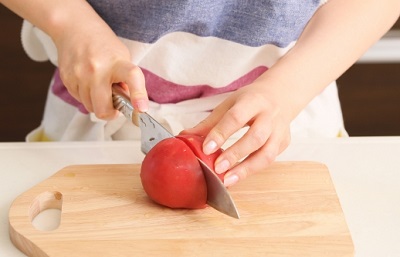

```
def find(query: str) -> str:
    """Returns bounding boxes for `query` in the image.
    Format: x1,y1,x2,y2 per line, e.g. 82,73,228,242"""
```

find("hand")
53,9,148,119
182,81,292,187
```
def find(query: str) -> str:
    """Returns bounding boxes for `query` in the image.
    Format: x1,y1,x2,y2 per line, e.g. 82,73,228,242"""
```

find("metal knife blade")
112,85,240,219
198,159,240,219
112,85,173,154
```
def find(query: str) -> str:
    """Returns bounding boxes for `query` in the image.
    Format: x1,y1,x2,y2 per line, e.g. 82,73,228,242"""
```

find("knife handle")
112,85,135,122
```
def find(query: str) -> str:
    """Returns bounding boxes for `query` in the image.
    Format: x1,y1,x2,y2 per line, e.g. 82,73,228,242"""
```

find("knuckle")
126,65,144,82
257,143,279,166
210,127,229,144
59,69,73,87
193,118,213,132
263,149,277,165
236,165,251,181
226,108,245,127
243,91,266,108
250,128,268,147
129,65,142,75
86,59,103,75
225,148,243,164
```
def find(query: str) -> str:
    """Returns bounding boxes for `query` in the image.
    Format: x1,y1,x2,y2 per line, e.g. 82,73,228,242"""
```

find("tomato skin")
140,134,225,209
140,137,207,209
176,134,224,182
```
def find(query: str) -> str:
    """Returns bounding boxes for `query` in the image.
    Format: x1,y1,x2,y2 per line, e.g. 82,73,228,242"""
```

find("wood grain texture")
9,162,353,257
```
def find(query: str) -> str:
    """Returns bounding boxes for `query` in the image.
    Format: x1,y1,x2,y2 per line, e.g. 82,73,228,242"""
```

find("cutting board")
9,161,353,257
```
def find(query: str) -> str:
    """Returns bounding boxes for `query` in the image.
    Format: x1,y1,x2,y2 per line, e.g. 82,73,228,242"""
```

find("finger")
66,83,82,104
213,116,272,174
91,61,146,120
79,82,94,113
223,133,281,187
223,128,291,187
59,69,81,102
59,65,97,114
113,62,148,112
202,100,259,155
88,66,119,120
91,81,119,120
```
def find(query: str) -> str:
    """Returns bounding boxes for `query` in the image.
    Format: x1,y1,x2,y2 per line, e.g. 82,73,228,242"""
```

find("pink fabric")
51,65,268,113
143,66,268,103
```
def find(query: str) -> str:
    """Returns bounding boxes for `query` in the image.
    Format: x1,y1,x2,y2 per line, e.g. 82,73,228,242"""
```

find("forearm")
256,0,400,121
1,0,112,45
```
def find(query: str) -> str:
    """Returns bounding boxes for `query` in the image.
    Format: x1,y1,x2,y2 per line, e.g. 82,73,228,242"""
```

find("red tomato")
140,134,224,209
176,134,224,181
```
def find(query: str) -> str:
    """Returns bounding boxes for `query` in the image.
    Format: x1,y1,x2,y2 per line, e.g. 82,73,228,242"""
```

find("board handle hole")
30,191,63,231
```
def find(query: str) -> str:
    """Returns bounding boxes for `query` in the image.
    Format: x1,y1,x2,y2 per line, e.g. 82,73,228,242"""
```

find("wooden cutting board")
9,161,353,257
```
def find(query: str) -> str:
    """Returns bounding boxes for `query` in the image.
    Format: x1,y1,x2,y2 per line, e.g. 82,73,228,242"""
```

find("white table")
1,137,400,257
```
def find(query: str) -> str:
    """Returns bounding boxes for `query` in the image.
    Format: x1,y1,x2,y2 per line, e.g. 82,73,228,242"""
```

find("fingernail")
135,99,148,112
224,174,239,187
215,159,230,174
203,140,217,155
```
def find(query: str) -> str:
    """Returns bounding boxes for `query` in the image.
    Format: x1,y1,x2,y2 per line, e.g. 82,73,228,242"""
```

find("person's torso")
86,0,322,103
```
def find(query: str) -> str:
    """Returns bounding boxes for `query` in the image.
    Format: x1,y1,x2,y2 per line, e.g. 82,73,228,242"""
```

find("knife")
112,85,240,219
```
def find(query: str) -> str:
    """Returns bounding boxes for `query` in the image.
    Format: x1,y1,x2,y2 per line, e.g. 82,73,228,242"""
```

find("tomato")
176,134,224,181
140,134,224,209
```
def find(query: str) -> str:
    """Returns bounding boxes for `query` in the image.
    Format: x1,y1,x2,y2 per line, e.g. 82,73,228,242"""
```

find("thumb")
113,61,148,112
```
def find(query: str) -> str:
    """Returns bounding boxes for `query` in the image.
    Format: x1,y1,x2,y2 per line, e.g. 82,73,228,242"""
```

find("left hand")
181,81,292,187
183,0,400,187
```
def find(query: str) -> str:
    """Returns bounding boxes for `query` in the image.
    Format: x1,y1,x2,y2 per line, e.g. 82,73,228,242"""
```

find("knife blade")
112,85,240,219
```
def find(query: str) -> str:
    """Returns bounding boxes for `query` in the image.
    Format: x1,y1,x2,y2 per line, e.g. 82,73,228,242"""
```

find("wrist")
251,75,303,124
40,1,109,45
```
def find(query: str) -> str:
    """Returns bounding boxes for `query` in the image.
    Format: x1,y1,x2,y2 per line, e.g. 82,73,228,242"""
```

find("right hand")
52,8,148,119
